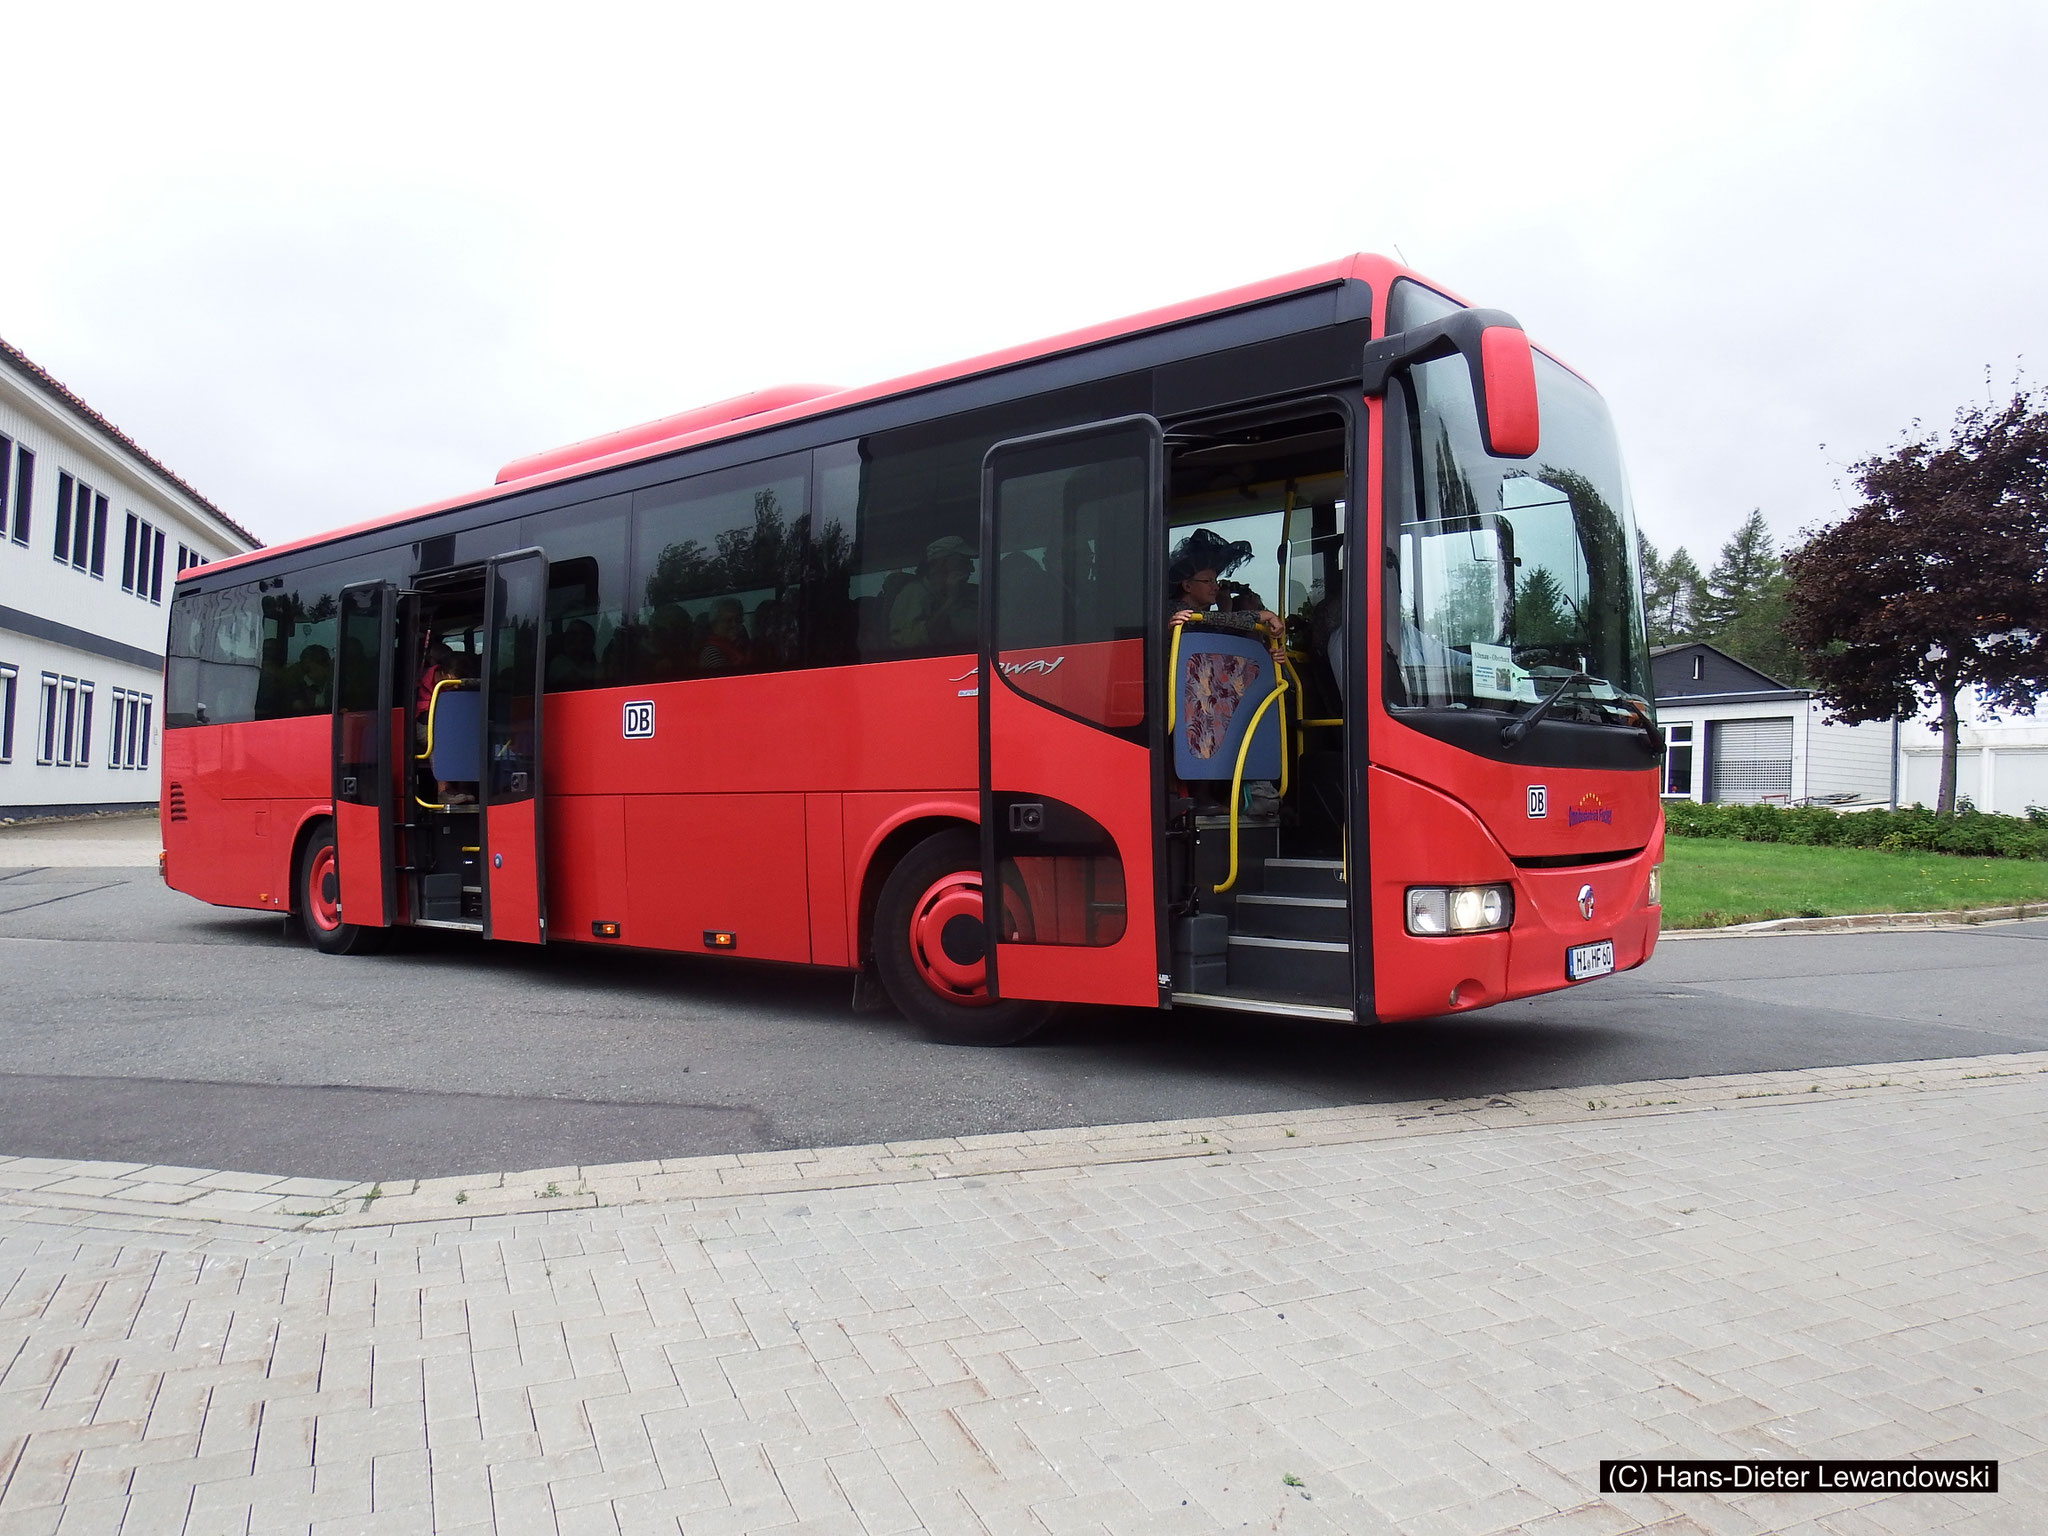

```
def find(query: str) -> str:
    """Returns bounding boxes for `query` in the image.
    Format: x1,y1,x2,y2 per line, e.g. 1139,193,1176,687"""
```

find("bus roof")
193,252,1410,581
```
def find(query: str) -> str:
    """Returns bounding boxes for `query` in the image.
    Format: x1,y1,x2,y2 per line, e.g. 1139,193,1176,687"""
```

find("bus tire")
873,829,1054,1046
296,819,388,956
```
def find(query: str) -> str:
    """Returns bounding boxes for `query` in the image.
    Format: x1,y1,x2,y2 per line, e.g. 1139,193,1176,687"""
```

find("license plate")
1567,940,1615,981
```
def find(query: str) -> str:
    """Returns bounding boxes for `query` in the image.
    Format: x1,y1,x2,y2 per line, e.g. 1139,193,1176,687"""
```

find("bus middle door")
478,548,549,943
977,417,1166,1009
332,580,400,929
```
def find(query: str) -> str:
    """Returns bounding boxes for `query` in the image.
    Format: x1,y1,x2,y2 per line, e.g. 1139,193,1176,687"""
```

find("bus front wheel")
873,830,1053,1046
296,819,388,956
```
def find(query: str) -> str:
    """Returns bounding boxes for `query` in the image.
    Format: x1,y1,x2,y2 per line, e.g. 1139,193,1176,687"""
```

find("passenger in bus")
890,535,978,651
697,597,751,671
1165,528,1283,641
1167,529,1283,820
547,620,600,690
290,644,332,715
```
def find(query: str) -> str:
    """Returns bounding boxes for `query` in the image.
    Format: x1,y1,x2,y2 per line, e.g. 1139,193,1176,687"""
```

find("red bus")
162,255,1664,1044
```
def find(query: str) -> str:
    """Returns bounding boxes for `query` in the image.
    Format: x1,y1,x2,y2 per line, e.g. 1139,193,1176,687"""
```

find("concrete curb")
4,1051,2045,1235
1662,901,2045,939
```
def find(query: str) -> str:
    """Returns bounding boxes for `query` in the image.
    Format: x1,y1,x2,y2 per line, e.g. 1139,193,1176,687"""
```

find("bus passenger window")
520,495,629,691
629,458,807,684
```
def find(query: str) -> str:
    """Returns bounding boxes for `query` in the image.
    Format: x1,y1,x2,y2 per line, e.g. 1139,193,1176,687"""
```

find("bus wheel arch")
284,809,333,922
869,824,1053,1047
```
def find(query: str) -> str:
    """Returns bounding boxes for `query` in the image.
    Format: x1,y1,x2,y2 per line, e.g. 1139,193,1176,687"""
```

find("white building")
0,338,259,819
1652,643,1897,807
1654,642,2048,815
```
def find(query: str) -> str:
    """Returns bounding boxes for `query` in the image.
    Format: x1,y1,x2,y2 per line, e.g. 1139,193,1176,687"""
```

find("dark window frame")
10,447,31,545
53,473,73,564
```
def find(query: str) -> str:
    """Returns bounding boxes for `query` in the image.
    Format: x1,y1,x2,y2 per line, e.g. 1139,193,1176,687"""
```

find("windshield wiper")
1499,672,1588,748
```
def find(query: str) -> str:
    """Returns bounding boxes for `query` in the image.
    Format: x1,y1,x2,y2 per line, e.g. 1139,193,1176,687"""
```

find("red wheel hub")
307,845,341,933
906,870,994,1005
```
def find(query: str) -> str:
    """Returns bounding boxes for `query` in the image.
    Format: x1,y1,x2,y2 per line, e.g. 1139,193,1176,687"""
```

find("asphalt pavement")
2,853,2045,1180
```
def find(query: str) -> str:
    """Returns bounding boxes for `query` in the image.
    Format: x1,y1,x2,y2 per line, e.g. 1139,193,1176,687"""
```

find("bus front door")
978,417,1166,1009
332,580,399,929
478,548,549,943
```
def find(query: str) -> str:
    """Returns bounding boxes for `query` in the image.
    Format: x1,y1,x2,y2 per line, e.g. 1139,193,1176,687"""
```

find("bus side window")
628,458,808,685
521,495,630,691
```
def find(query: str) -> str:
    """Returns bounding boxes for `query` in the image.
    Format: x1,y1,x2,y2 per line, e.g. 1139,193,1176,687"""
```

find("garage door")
1711,717,1793,803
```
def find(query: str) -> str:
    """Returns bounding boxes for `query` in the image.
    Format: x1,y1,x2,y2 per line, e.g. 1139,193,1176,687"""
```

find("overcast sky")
6,0,2043,570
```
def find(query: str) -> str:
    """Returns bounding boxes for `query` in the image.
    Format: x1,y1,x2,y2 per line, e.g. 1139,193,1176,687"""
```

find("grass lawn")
1661,837,2048,929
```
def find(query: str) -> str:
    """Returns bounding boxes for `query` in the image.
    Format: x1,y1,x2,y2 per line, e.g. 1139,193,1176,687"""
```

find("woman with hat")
890,534,979,651
1166,527,1283,641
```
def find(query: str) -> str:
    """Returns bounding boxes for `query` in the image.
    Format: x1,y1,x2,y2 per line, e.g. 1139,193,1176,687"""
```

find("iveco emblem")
1578,884,1596,922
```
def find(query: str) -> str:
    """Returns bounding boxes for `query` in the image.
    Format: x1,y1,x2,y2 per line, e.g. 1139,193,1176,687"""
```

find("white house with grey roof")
1652,642,1898,807
0,338,259,819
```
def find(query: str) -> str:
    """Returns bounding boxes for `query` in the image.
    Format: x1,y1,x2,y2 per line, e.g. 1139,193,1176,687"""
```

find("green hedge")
1662,799,2048,859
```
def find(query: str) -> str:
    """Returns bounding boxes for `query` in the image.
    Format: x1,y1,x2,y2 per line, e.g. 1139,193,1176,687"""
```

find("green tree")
1512,565,1574,645
1701,509,1805,683
1641,542,1707,647
1786,385,2048,815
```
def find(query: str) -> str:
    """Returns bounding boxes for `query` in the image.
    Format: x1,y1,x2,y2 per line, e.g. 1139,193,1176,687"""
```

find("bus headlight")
1406,884,1514,936
1646,863,1662,907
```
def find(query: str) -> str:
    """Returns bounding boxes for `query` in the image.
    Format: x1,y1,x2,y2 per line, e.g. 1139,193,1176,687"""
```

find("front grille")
1510,846,1643,870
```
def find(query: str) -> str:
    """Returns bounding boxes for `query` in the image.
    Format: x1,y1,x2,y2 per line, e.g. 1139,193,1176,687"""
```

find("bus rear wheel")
873,829,1053,1046
296,819,387,956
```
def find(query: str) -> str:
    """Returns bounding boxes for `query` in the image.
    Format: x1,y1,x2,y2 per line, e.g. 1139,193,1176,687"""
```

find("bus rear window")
165,584,263,728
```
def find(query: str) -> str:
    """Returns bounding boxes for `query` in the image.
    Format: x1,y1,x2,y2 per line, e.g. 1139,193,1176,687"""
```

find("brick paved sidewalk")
3,1061,2044,1535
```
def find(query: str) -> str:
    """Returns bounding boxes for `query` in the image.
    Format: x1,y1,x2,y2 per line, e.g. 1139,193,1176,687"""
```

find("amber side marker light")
703,930,737,950
591,920,621,939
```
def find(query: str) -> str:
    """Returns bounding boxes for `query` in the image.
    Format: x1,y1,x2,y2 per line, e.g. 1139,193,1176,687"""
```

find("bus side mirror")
1475,326,1539,458
1362,308,1542,459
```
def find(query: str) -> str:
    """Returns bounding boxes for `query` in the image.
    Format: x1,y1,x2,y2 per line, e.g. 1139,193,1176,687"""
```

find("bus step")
1226,933,1350,997
1234,893,1348,943
1259,857,1346,897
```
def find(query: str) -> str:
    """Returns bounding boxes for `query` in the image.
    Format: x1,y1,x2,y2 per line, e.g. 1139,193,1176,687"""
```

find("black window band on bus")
189,282,1369,593
166,293,1381,717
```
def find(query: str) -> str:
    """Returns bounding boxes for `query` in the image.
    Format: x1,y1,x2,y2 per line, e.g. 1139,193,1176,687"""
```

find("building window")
9,445,30,545
123,514,170,599
35,674,93,766
106,689,153,769
1691,654,1704,681
177,543,206,573
0,439,30,545
1664,723,1695,797
0,665,15,761
52,473,108,576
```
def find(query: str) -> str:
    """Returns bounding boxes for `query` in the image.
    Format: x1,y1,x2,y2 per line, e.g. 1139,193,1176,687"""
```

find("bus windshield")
1392,348,1653,725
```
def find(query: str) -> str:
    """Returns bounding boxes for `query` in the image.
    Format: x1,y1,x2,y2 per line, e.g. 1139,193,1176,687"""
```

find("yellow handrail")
1166,614,1199,737
414,677,467,761
1214,668,1289,894
413,678,471,812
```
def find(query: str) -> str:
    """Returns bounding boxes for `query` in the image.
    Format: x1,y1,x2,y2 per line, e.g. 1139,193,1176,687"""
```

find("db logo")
1526,785,1548,819
622,701,655,739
